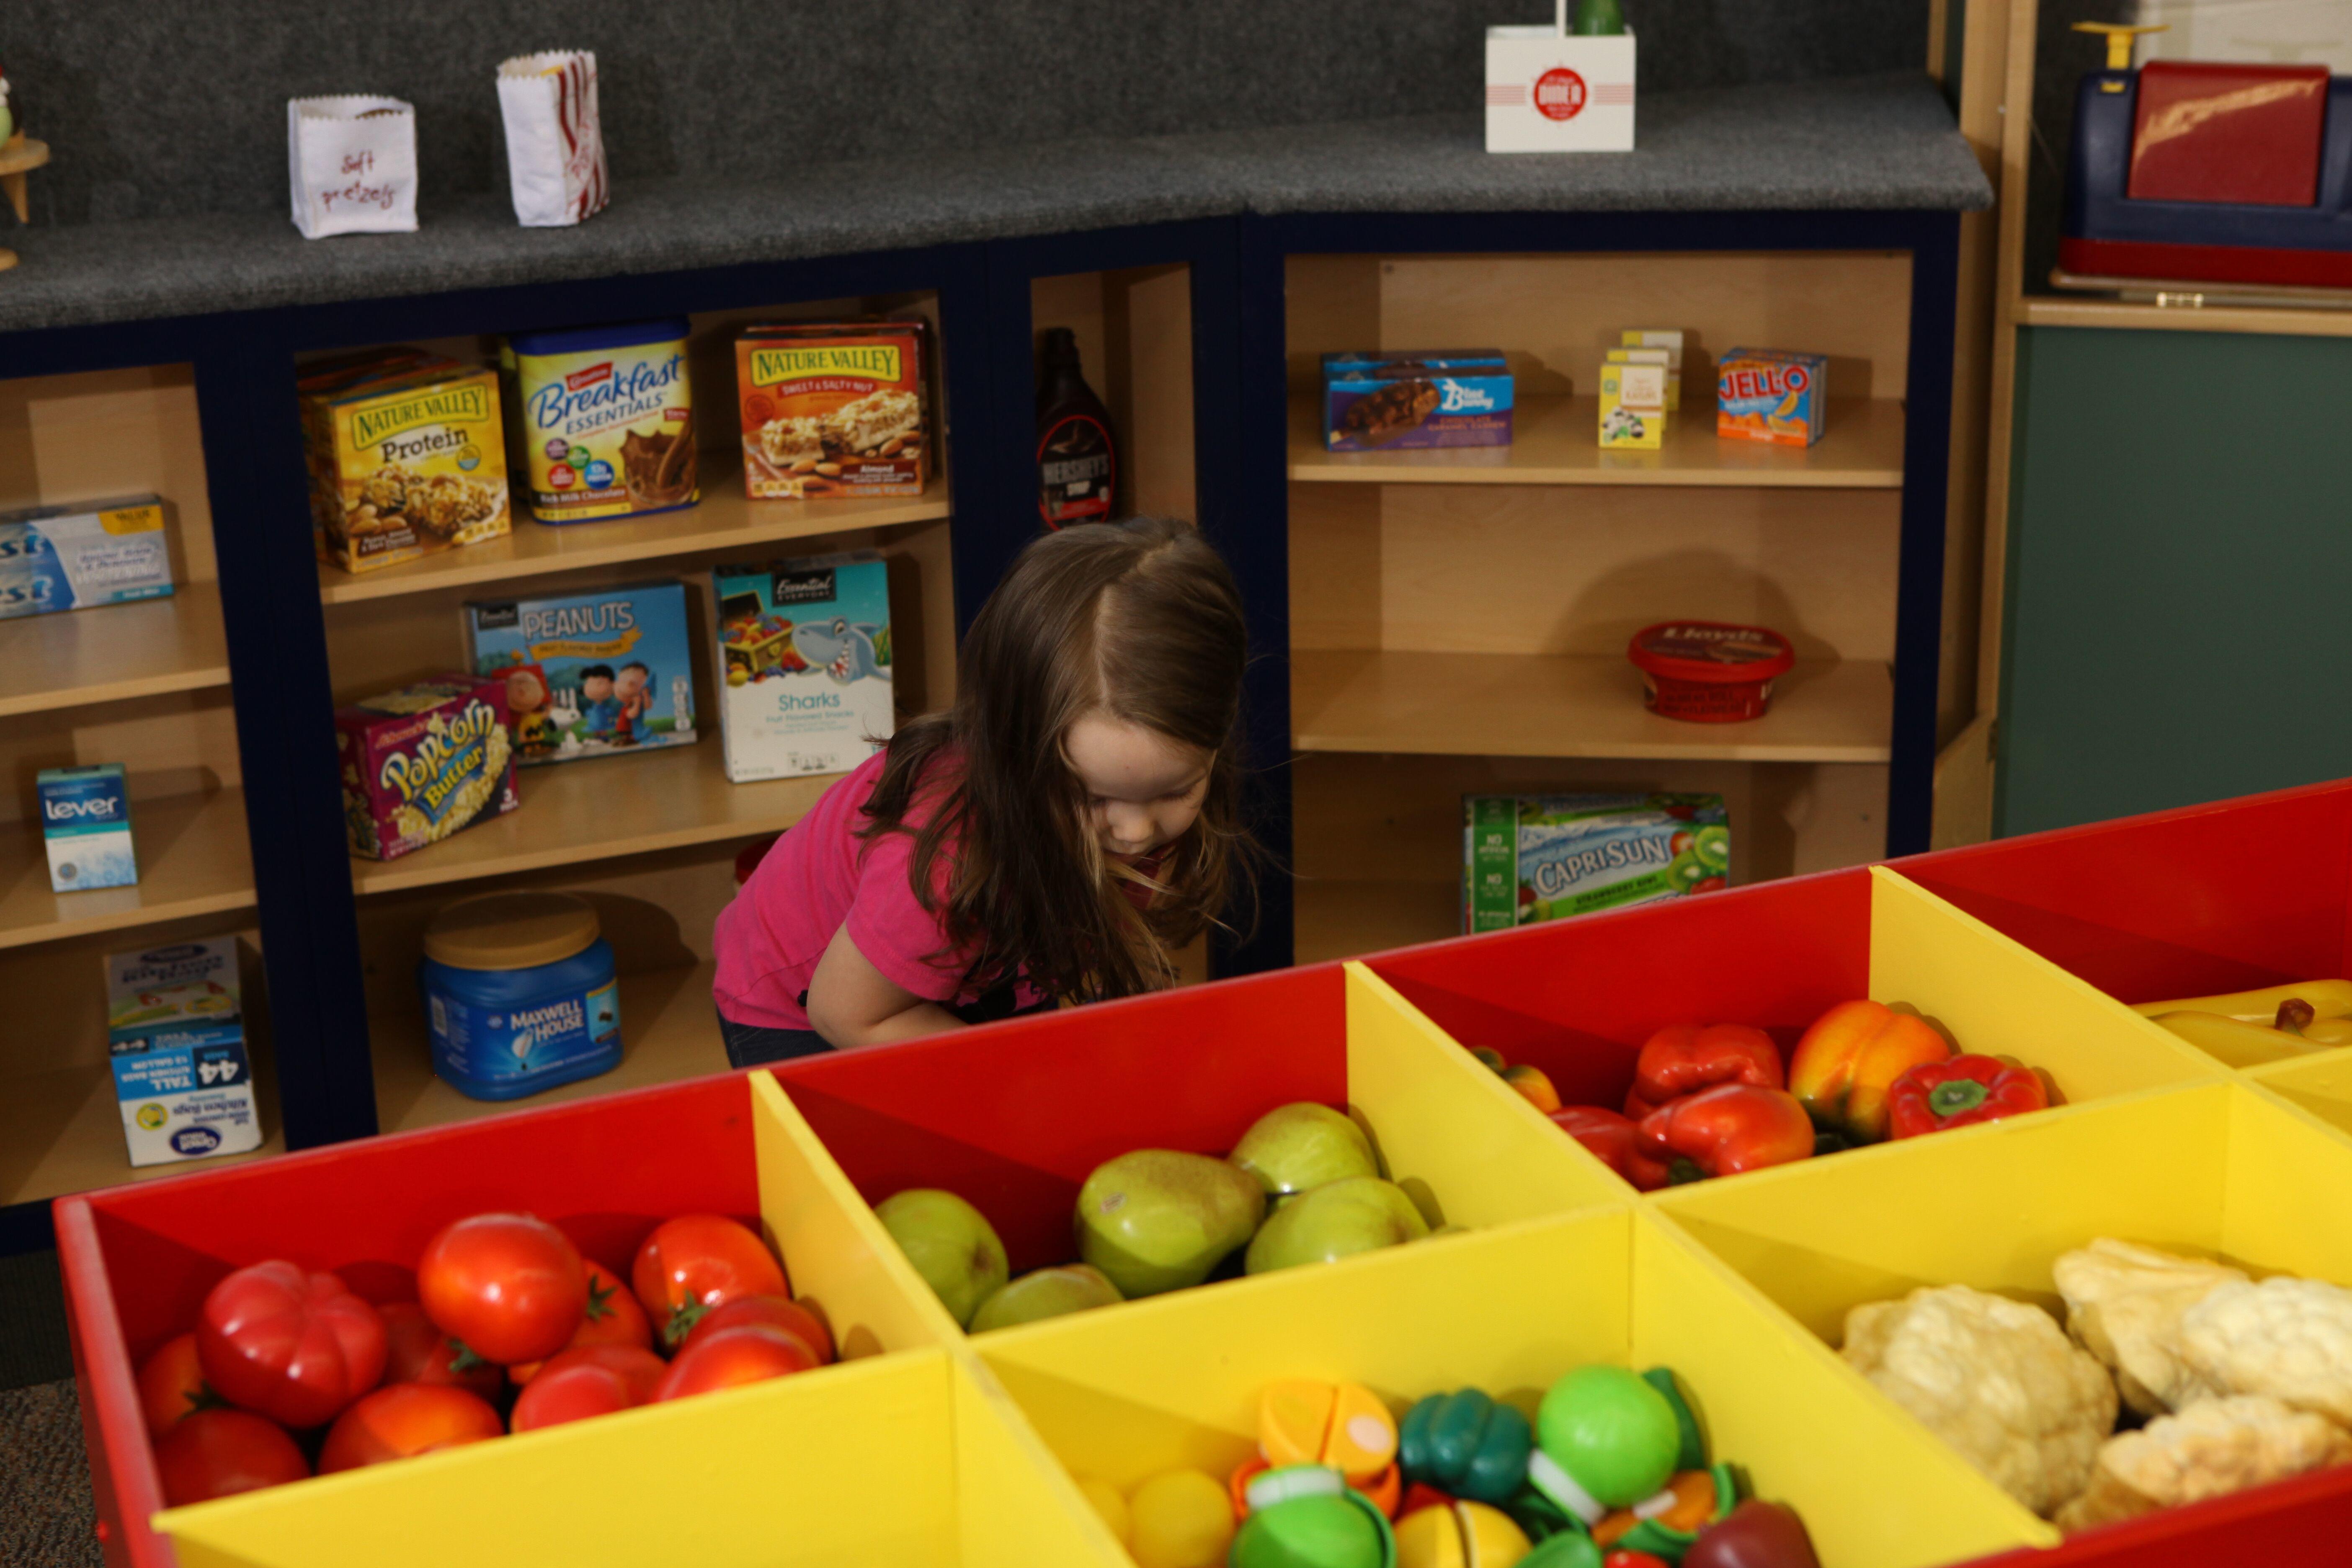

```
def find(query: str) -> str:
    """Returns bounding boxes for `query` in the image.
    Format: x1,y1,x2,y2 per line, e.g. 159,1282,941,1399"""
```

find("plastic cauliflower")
1843,1284,2118,1517
2055,1394,2352,1534
2180,1277,2352,1426
2054,1238,2247,1417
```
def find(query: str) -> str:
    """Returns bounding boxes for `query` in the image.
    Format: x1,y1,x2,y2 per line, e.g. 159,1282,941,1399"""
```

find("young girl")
712,516,1252,1064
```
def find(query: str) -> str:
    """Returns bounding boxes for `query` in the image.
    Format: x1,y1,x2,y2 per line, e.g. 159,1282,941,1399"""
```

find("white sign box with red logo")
1484,28,1635,152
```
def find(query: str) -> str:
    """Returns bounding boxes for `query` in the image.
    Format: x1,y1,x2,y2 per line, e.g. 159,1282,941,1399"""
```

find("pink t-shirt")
714,750,1024,1031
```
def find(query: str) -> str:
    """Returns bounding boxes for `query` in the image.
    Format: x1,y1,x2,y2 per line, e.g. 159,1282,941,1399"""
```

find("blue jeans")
717,1011,833,1068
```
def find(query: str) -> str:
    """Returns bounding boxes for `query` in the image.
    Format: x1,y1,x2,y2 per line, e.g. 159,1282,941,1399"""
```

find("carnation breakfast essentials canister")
505,319,697,522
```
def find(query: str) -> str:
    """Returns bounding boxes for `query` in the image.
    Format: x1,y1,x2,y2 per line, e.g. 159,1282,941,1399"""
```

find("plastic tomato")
153,1407,309,1506
632,1215,789,1349
508,1261,653,1385
137,1332,220,1437
677,1293,833,1363
654,1323,820,1401
380,1302,502,1400
195,1261,387,1429
418,1213,588,1365
510,1344,667,1433
319,1383,504,1473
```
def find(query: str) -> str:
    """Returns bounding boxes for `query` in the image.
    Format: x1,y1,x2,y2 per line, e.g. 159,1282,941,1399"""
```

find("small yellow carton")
1621,328,1684,409
1599,348,1670,449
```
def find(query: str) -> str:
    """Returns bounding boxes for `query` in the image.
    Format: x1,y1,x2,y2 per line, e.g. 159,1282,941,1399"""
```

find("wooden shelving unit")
0,787,254,948
0,581,231,717
1289,394,1906,488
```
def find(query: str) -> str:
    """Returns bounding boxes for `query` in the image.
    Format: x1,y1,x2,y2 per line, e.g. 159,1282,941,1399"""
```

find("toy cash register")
2061,23,2352,290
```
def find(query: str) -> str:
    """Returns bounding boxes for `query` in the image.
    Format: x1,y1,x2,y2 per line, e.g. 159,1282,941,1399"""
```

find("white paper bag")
286,95,418,239
1485,2,1636,154
497,50,609,227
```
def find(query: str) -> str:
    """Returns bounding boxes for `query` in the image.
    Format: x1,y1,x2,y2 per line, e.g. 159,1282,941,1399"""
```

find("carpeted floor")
2,1380,104,1568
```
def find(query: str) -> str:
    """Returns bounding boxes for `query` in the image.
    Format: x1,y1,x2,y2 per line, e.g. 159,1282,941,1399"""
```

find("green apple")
1229,1103,1377,1202
1243,1175,1429,1274
1075,1149,1266,1298
969,1263,1123,1332
875,1188,1008,1328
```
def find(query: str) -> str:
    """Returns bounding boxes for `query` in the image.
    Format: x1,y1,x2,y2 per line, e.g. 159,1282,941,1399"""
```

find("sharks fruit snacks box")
1323,350,1513,451
335,675,519,861
1463,792,1729,931
0,496,174,619
1716,348,1827,448
464,581,698,767
106,937,262,1168
301,351,511,573
713,551,894,782
736,322,929,499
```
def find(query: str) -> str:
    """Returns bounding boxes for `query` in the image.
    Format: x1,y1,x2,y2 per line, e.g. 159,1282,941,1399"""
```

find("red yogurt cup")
1627,620,1795,723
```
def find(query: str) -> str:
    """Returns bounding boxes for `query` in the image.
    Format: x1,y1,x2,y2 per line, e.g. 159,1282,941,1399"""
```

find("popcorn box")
1462,792,1728,931
106,937,261,1168
736,322,929,500
464,581,698,766
1484,26,1635,153
713,552,894,782
299,353,511,574
38,763,135,892
1598,348,1670,449
1717,347,1828,448
0,495,174,619
335,675,520,861
1322,350,1513,451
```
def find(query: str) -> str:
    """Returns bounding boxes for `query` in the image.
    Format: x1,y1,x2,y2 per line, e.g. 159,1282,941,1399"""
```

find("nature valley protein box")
736,322,928,500
106,937,262,1168
506,319,697,522
300,352,511,574
1463,793,1729,931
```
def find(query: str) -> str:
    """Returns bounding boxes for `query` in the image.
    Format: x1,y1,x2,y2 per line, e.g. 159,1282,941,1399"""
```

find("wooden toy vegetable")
1624,1024,1783,1118
1399,1388,1534,1504
1548,1106,1671,1190
1264,1380,1400,1483
1530,1366,1681,1523
1230,1466,1398,1568
1786,999,1951,1143
1680,1500,1821,1568
1594,1464,1738,1561
1394,1499,1529,1568
1634,1085,1813,1181
1886,1055,2050,1138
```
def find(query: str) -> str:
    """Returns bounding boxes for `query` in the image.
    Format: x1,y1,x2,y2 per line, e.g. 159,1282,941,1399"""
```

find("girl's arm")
804,923,967,1048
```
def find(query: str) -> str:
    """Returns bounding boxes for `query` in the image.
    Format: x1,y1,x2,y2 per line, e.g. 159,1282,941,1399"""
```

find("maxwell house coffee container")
419,891,621,1101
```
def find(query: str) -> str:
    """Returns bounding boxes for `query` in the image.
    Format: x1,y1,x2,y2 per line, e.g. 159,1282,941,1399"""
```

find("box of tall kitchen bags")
713,551,894,781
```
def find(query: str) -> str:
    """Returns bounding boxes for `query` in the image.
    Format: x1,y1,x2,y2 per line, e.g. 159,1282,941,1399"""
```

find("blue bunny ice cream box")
713,550,894,781
463,581,698,767
1322,350,1513,451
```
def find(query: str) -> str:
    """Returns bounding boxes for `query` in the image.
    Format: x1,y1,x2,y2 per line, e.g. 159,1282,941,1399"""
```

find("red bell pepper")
194,1261,387,1430
1635,1084,1814,1181
1550,1105,1673,1190
1886,1054,2051,1138
1786,999,1952,1144
1625,1024,1784,1118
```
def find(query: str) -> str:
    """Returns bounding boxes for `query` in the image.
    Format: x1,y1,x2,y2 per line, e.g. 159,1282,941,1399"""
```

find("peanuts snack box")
713,551,894,782
735,322,928,500
335,675,520,861
505,319,697,522
106,936,261,1168
299,351,511,574
1463,792,1729,931
464,580,698,766
1323,350,1513,451
1716,348,1828,448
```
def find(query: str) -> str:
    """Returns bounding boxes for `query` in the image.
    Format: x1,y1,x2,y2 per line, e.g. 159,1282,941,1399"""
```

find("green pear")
1075,1149,1266,1298
1229,1102,1377,1200
1244,1176,1429,1275
876,1188,1008,1327
970,1264,1124,1332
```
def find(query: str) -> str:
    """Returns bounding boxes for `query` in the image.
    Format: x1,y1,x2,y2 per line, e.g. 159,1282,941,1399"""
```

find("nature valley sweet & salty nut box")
335,675,519,861
735,322,928,499
299,350,511,574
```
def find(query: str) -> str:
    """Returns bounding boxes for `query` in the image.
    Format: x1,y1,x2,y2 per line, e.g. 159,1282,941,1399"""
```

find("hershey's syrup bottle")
1035,327,1118,529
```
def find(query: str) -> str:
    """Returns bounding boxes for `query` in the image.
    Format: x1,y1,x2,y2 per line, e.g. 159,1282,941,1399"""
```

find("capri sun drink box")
714,552,894,781
1463,792,1729,931
106,936,262,1168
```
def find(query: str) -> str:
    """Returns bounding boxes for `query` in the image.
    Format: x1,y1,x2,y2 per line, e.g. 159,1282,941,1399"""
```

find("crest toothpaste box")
0,495,175,619
1323,351,1513,451
464,581,698,767
106,937,263,1168
1717,348,1828,447
1463,793,1729,931
713,551,894,782
37,763,136,892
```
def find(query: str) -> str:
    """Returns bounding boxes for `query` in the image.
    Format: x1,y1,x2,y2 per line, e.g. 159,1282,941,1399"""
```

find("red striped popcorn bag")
496,49,610,227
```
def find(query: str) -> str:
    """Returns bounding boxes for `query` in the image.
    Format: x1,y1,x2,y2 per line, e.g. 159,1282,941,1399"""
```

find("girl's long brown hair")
859,516,1252,1001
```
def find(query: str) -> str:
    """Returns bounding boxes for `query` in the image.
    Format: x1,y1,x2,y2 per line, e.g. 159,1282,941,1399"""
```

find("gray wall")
6,0,1924,226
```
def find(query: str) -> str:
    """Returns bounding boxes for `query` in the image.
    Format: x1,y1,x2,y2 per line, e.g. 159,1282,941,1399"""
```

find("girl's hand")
805,925,966,1049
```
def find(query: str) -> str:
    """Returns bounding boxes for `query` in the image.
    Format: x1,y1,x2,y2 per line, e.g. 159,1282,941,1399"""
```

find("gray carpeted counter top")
0,74,1988,335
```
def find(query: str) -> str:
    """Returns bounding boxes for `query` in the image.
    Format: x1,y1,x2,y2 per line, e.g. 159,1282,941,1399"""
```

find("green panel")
1999,326,2352,836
